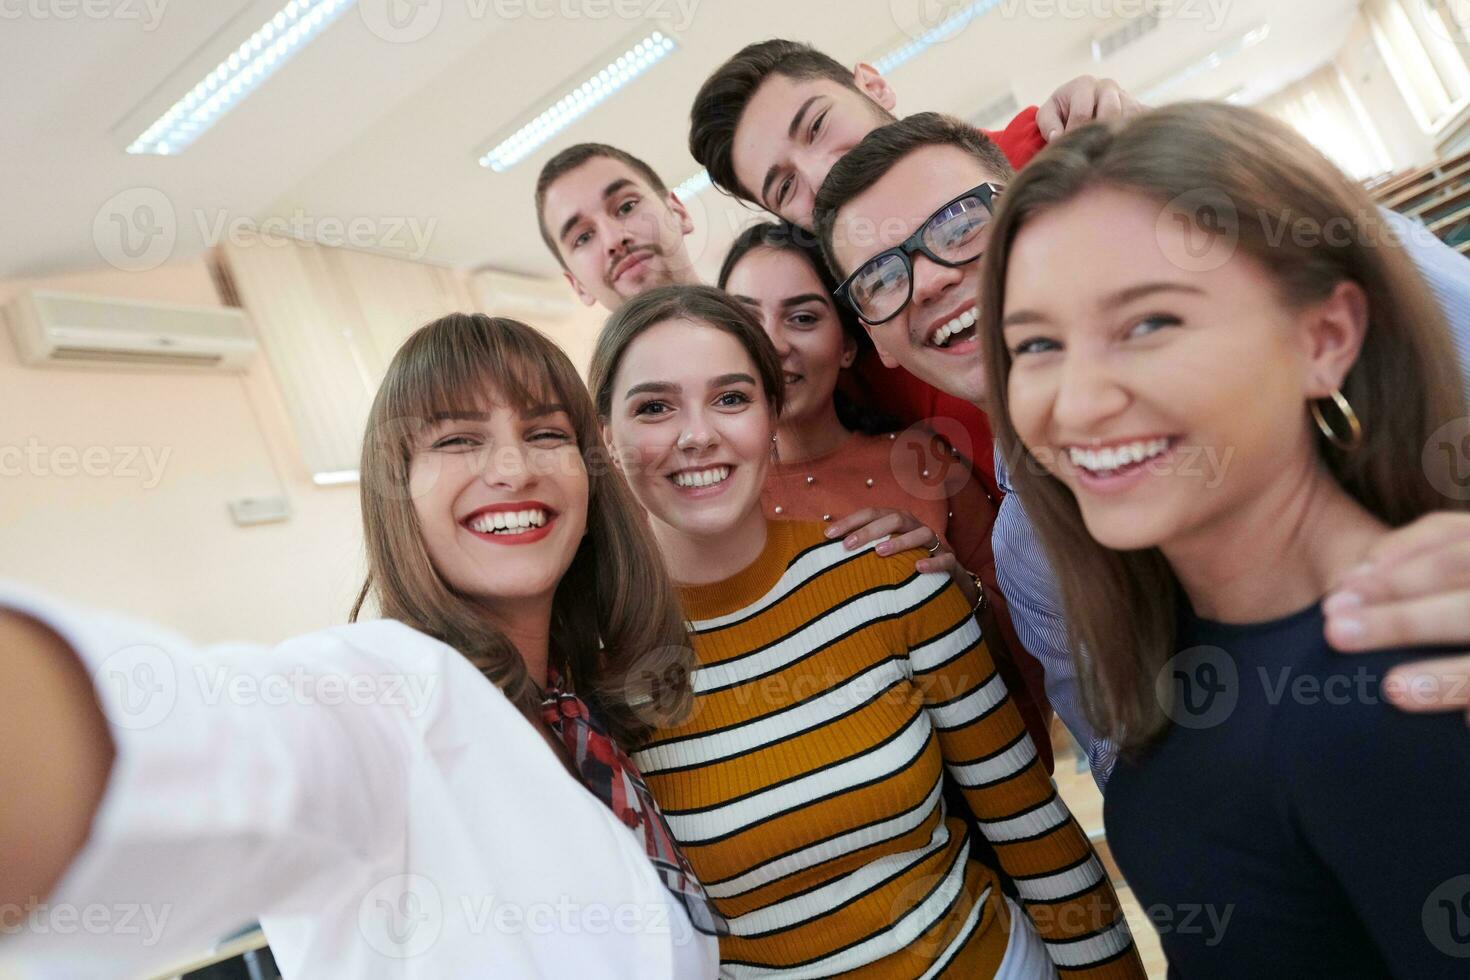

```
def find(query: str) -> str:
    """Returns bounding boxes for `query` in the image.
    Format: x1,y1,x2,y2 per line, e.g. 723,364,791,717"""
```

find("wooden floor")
1050,719,1170,978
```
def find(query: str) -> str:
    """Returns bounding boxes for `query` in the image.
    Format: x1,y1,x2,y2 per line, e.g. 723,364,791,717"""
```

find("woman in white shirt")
0,313,720,979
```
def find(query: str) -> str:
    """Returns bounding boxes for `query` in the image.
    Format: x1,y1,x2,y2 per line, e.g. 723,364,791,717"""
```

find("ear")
666,192,696,237
851,62,898,113
865,323,900,370
599,421,624,473
563,269,599,308
839,331,859,369
1299,280,1369,398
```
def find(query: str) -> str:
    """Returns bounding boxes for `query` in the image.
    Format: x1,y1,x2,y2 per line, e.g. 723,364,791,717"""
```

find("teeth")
930,306,979,348
469,509,548,534
672,466,731,488
1068,439,1172,475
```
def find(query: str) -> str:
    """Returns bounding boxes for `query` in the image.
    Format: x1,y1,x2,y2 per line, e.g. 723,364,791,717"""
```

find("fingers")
1382,654,1470,717
825,508,886,541
1062,80,1098,134
1035,98,1063,143
915,552,958,577
1095,85,1125,123
1334,512,1470,597
1325,589,1470,651
877,525,934,557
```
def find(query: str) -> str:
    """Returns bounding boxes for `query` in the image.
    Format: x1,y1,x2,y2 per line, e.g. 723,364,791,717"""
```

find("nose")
911,252,966,311
478,442,539,493
764,319,793,359
798,146,846,204
1050,349,1131,438
599,215,632,256
676,407,720,455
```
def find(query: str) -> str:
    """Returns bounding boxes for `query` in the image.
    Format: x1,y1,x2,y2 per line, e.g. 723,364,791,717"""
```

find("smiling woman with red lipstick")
0,313,721,979
590,284,1141,979
981,104,1470,976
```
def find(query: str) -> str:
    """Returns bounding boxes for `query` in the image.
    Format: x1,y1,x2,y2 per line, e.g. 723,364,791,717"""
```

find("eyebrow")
729,292,828,310
556,178,638,244
1002,282,1206,328
427,403,567,422
758,95,823,208
623,373,757,401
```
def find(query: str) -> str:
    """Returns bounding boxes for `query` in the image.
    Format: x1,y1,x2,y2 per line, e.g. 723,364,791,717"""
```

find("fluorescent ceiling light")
1144,24,1272,102
479,30,677,172
873,0,1004,75
673,169,712,199
312,469,360,486
127,0,356,156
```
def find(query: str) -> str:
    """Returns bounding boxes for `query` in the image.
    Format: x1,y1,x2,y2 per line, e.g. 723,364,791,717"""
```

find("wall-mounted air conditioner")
5,289,259,371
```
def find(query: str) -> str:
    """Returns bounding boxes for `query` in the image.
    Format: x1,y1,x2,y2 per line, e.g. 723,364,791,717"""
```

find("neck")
481,597,555,689
670,260,702,287
777,402,852,462
652,503,770,587
1162,454,1387,624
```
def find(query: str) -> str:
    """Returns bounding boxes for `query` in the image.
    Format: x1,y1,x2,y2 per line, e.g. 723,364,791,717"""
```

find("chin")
1076,505,1178,553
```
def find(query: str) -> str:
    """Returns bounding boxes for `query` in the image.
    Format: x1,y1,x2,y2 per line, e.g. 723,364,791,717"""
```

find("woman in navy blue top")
978,101,1470,976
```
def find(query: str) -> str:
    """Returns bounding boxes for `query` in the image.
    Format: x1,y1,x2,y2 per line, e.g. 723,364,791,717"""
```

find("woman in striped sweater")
590,285,1143,979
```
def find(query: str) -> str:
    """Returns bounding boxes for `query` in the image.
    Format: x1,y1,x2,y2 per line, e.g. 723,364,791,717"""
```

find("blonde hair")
978,103,1468,752
351,313,695,745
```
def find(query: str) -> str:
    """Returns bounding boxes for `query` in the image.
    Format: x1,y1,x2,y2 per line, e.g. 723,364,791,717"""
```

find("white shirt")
0,584,719,979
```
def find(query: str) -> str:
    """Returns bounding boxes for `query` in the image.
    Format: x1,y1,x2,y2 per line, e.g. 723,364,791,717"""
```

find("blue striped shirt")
993,206,1470,788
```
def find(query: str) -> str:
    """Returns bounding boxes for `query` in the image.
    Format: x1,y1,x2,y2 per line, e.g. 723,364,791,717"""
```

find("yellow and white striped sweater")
635,520,1142,978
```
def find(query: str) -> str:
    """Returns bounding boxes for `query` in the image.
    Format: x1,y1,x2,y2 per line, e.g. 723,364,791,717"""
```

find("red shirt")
853,106,1046,498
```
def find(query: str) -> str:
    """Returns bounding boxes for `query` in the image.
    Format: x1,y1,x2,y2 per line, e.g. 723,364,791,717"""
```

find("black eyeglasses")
833,183,1003,326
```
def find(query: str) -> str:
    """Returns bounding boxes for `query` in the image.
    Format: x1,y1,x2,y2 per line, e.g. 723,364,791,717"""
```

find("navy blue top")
1104,601,1470,977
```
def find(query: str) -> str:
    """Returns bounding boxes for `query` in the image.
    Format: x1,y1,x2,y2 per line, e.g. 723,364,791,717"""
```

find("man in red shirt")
688,40,1142,495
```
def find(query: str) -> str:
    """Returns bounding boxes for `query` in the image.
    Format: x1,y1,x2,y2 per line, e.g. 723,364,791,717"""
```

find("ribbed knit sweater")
634,520,1142,978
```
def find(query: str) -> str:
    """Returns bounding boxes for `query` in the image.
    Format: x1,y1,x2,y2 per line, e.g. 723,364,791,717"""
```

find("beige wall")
0,258,366,643
0,253,607,646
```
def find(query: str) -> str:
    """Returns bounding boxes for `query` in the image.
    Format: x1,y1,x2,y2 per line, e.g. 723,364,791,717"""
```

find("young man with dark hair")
535,142,700,311
689,38,1134,231
814,111,1470,785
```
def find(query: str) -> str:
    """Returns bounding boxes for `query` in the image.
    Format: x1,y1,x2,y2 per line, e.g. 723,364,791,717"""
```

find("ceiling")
2,0,1363,285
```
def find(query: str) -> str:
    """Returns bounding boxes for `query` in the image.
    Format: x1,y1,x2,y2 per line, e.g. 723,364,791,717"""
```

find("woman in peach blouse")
717,222,1052,767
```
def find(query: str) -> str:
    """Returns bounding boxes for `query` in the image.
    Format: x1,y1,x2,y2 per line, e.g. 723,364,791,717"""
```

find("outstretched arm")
0,609,114,912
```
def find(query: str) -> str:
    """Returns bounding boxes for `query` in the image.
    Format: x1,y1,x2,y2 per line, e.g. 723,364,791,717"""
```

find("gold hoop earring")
1310,388,1363,452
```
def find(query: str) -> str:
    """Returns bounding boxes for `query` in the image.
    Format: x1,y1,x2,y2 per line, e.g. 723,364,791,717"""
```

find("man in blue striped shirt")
812,116,1470,787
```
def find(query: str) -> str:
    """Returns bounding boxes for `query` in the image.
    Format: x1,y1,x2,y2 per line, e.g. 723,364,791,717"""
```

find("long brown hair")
978,102,1468,752
351,313,695,746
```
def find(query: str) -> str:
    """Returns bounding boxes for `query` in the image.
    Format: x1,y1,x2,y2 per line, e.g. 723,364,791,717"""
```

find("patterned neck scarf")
540,668,724,937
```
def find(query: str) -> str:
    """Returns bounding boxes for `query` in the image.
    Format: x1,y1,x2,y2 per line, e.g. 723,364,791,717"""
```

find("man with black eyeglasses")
816,113,1006,409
